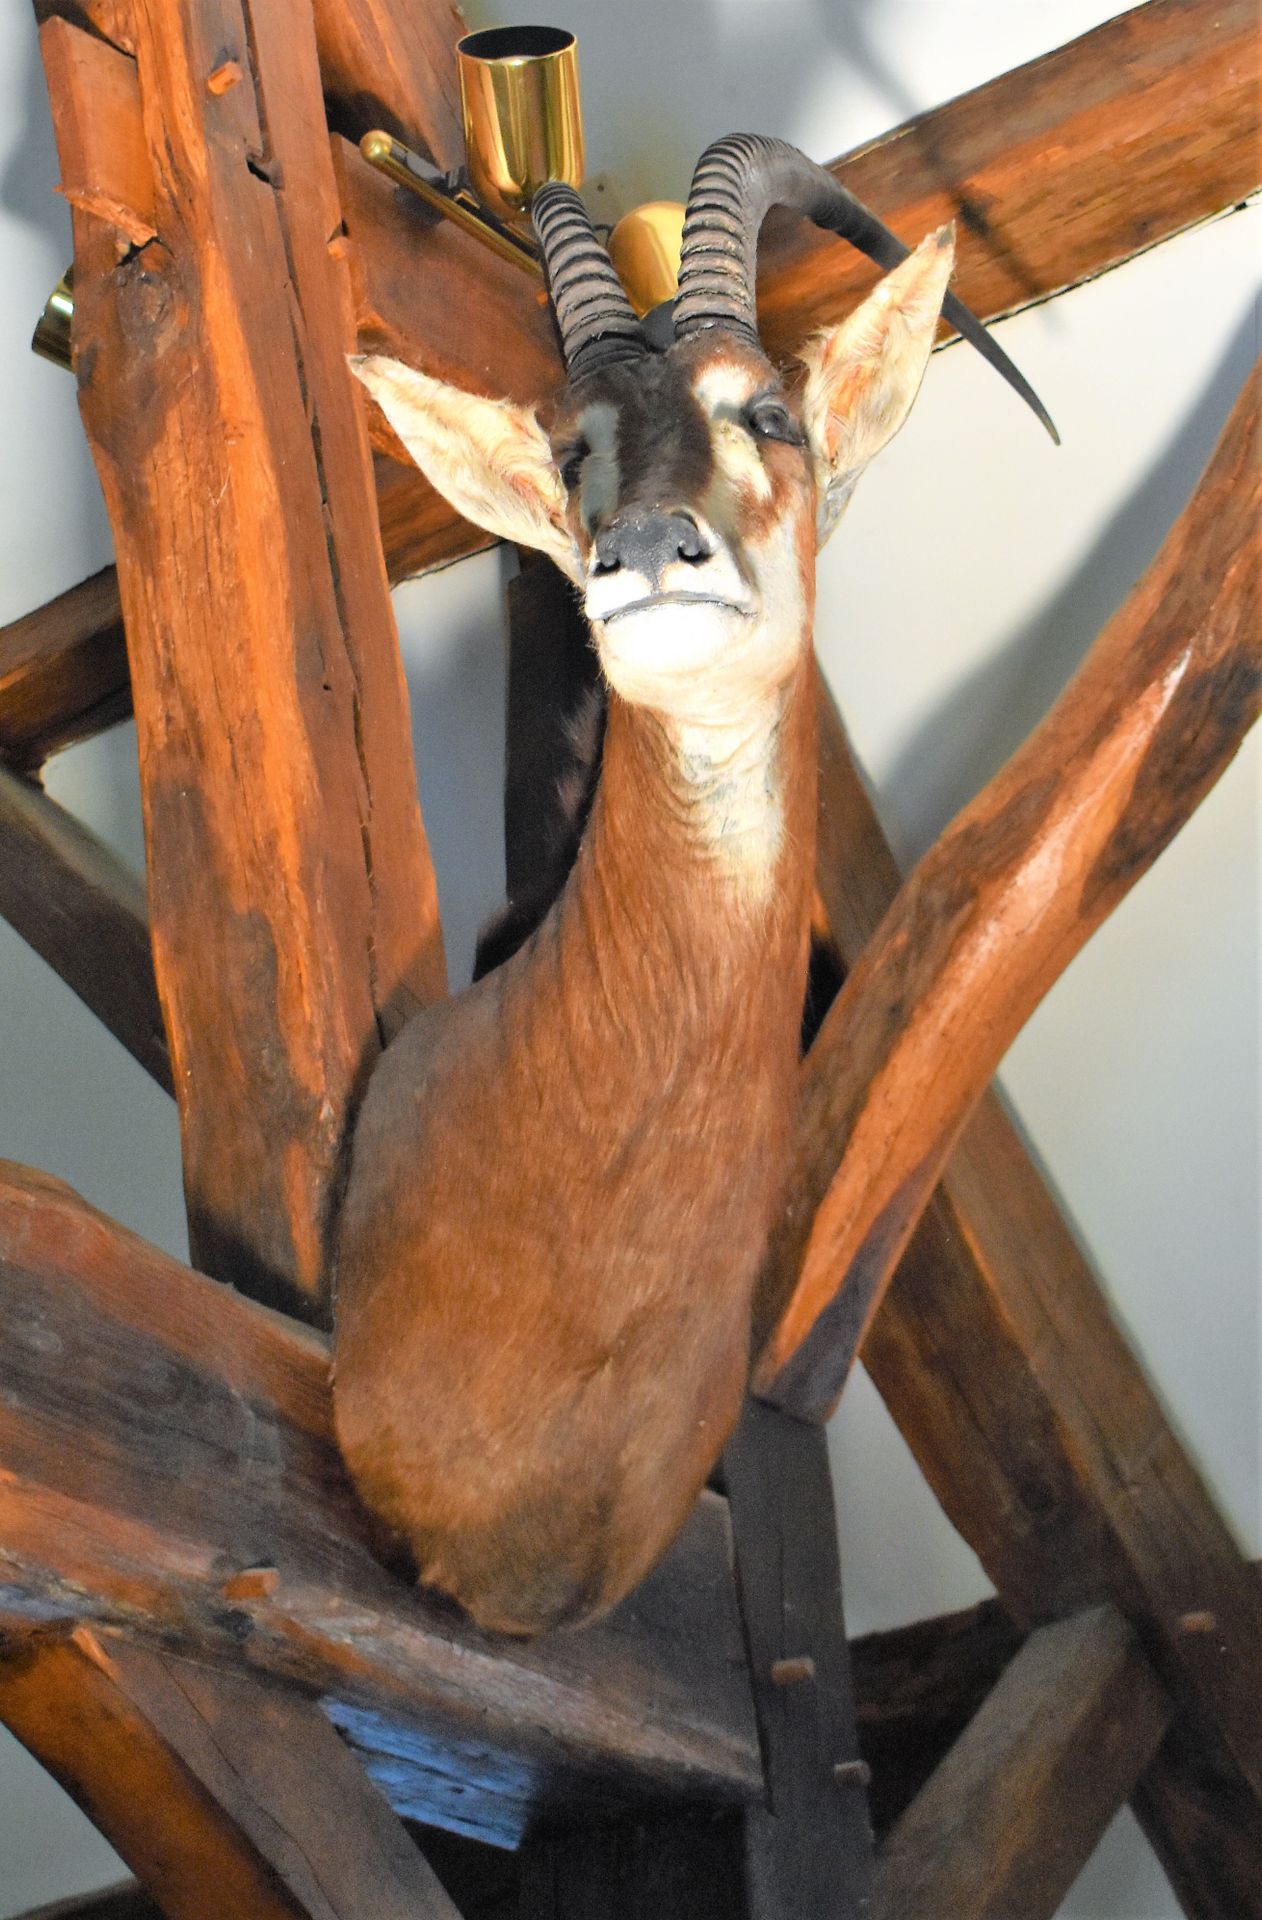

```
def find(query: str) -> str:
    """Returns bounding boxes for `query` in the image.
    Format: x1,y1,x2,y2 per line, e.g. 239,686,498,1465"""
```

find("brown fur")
336,232,955,1636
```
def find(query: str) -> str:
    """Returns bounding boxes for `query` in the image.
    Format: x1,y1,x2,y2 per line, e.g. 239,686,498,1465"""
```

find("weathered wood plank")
0,461,480,776
1132,1717,1262,1920
756,0,1261,361
0,1162,762,1842
0,1630,464,1919
756,357,1261,1419
724,1400,874,1918
0,764,169,1091
42,2,445,1323
0,570,129,771
312,0,467,171
873,1606,1172,1920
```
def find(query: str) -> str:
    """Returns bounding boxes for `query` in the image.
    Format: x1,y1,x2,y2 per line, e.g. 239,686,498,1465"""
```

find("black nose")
593,510,708,586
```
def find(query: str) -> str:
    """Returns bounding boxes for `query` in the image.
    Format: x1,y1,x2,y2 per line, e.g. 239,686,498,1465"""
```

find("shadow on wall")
885,301,1260,850
394,547,515,990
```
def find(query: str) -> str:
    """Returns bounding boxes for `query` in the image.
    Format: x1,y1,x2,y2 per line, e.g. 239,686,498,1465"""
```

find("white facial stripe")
692,361,758,415
577,401,620,531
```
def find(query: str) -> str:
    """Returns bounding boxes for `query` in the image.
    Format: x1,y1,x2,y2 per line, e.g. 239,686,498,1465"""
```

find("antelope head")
353,136,1053,741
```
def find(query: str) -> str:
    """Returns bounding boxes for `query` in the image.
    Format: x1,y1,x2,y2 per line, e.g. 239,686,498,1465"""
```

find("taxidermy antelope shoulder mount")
335,135,1052,1637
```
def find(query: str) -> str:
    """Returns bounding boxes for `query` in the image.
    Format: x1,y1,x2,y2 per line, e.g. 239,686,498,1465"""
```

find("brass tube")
359,132,541,279
457,26,584,229
31,268,74,372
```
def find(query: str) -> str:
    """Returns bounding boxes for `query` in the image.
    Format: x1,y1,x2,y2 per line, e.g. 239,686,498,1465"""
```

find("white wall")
0,2,1256,1913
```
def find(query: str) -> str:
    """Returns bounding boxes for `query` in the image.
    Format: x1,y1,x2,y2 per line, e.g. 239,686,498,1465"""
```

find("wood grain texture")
757,358,1262,1420
0,1631,463,1919
0,463,480,777
756,0,1261,362
44,2,445,1323
38,19,153,246
0,1162,762,1843
873,1606,1172,1920
0,570,129,770
313,0,467,171
723,1400,874,1918
0,764,170,1091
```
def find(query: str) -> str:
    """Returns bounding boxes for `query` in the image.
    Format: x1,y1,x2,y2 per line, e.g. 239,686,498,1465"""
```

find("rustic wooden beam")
311,0,467,171
756,357,1262,1419
872,1606,1172,1920
757,0,1260,361
0,1161,762,1843
0,461,481,777
800,544,1262,1894
0,570,129,771
41,4,446,1325
0,763,170,1091
0,1630,464,1919
723,1401,874,1918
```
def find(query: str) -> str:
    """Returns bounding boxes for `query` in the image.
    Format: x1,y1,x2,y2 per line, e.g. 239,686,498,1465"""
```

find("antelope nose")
593,511,708,586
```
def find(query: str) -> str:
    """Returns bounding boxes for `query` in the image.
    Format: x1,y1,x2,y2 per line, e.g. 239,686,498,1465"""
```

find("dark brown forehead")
547,331,783,436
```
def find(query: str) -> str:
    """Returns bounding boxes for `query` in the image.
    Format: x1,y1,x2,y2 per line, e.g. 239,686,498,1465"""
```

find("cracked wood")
40,3,445,1322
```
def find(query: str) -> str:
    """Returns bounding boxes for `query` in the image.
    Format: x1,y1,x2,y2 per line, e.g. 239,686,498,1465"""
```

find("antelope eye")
745,397,802,445
557,442,589,491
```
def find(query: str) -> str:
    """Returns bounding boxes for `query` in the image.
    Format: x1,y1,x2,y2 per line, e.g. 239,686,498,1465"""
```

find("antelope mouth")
598,591,755,625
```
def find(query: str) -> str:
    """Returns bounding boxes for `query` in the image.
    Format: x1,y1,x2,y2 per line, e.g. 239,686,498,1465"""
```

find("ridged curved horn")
675,133,1057,442
532,182,648,382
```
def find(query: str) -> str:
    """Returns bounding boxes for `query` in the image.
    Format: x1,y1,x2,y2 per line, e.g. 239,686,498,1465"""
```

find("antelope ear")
350,355,581,582
800,225,955,548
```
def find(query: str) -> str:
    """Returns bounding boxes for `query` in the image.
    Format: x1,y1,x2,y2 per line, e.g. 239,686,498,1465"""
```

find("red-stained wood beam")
311,0,468,172
0,1631,464,1920
756,358,1262,1426
41,4,446,1324
0,1161,763,1843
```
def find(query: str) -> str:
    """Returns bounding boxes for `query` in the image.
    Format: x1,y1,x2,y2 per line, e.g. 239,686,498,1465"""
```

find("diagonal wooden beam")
0,1630,465,1919
0,763,170,1092
756,0,1260,360
0,570,129,772
41,2,446,1324
756,357,1261,1420
872,1606,1172,1920
0,1160,762,1843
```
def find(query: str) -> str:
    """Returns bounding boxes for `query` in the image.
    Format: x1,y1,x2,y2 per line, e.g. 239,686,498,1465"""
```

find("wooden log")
756,358,1262,1420
0,764,170,1092
872,1606,1172,1920
0,1631,464,1919
38,18,153,246
0,570,129,771
42,4,446,1324
755,0,1261,361
0,1161,762,1842
723,1400,874,1918
1132,1717,1262,1920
